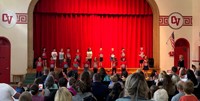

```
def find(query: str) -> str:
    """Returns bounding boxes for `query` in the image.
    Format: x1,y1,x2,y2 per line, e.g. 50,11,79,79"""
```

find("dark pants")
36,71,42,78
112,67,116,75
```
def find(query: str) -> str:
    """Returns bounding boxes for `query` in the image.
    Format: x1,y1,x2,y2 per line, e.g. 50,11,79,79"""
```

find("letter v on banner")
0,9,17,28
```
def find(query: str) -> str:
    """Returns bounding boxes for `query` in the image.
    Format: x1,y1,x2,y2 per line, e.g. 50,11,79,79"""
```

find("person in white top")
51,48,58,67
59,48,65,67
0,83,20,101
87,47,93,68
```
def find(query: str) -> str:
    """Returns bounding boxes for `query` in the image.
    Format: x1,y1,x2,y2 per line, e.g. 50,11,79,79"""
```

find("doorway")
0,37,11,83
174,38,190,68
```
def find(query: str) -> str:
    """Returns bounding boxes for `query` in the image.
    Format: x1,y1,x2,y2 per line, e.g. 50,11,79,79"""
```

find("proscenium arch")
28,0,160,68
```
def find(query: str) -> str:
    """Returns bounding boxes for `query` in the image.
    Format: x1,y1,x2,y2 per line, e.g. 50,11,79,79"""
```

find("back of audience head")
75,80,87,93
45,75,55,89
68,77,76,87
30,84,39,95
186,69,198,86
154,89,168,101
176,81,184,92
183,80,194,94
124,72,149,99
93,73,101,82
54,87,72,101
44,68,49,75
19,91,32,101
171,66,178,73
34,77,43,85
150,85,158,98
58,77,67,87
80,71,91,85
67,70,78,80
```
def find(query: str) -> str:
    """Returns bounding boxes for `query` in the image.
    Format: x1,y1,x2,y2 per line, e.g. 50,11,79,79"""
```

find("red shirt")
121,61,127,67
180,95,198,101
49,60,55,68
36,60,43,72
99,50,103,57
62,62,68,68
42,52,47,59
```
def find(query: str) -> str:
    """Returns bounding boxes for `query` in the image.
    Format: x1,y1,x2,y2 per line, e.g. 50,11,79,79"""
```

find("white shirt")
51,51,57,60
0,83,17,101
87,51,92,59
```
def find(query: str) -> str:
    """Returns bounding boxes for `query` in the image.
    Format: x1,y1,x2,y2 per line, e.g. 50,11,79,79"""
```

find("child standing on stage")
120,58,127,75
49,57,55,71
111,58,118,75
62,59,68,75
139,47,145,68
73,58,79,73
99,48,103,67
110,48,115,68
87,47,93,68
93,57,98,73
66,48,71,67
36,57,43,78
51,48,58,67
59,48,65,67
75,49,81,64
120,48,126,61
143,56,149,77
41,47,47,67
84,58,90,71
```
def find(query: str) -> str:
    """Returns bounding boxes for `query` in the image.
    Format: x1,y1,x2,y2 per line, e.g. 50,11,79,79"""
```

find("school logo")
168,12,184,30
0,9,17,28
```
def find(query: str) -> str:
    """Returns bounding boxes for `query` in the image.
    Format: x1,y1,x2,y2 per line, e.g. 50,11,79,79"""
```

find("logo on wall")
168,12,184,30
159,13,192,28
0,9,17,28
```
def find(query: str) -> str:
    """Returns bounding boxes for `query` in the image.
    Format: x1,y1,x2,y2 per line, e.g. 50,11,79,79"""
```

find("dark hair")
187,69,198,86
121,70,128,78
67,70,78,80
58,77,68,87
109,82,123,100
30,84,39,95
80,71,91,92
93,68,98,73
171,66,178,73
45,75,55,89
93,73,101,82
34,77,43,85
195,70,200,76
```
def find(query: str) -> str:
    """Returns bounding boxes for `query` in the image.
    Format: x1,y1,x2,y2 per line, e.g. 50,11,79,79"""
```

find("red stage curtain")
33,0,153,68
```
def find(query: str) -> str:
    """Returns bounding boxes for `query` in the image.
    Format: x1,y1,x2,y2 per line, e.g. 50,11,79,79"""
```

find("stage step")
23,73,35,85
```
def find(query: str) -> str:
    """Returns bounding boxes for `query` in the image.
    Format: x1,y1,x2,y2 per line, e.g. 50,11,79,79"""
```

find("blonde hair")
124,72,149,99
54,87,72,101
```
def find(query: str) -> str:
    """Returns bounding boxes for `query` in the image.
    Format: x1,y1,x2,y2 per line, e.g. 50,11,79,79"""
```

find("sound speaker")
148,58,154,68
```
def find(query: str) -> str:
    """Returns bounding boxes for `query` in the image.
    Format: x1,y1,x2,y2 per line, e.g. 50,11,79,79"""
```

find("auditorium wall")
0,0,199,81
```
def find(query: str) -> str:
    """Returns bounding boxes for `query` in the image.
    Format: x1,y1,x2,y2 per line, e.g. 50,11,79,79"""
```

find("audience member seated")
170,66,180,84
67,70,78,81
67,77,77,96
179,80,199,101
44,75,58,96
19,91,32,101
149,85,158,100
153,88,169,101
15,82,25,94
108,74,124,90
91,73,109,101
171,81,185,101
31,84,44,101
179,68,187,82
106,82,123,101
116,72,153,101
0,83,20,101
195,70,200,83
41,68,49,83
186,69,198,87
162,74,176,101
72,80,97,101
80,71,92,92
54,87,72,101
